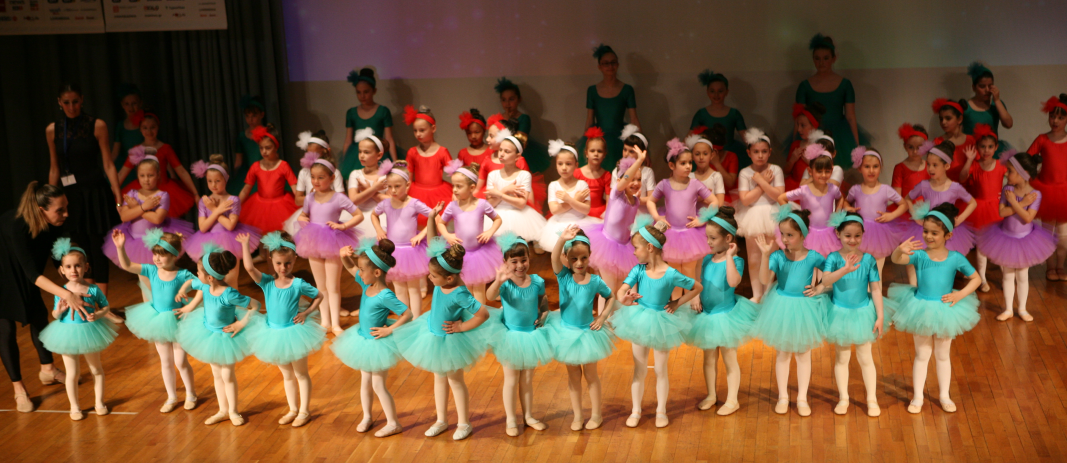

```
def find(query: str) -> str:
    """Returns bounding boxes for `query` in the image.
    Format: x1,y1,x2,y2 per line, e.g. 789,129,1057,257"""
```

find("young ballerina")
485,232,551,437
186,156,261,288
39,239,117,421
778,144,842,257
495,77,549,209
958,124,1006,291
341,68,398,177
611,124,656,202
546,225,618,431
736,128,785,301
750,207,829,417
818,211,892,417
238,124,299,233
976,151,1056,321
116,114,199,218
438,161,503,303
175,244,262,426
485,132,547,247
238,232,325,427
844,147,908,276
457,109,491,166
474,121,532,201
293,151,364,335
647,138,716,293
686,206,757,416
892,124,931,214
785,103,826,191
392,237,491,441
575,127,613,218
111,229,198,413
284,130,346,236
347,128,391,239
334,238,413,438
902,141,979,256
1028,94,1067,281
799,131,844,187
403,105,453,222
931,99,977,181
686,125,733,205
889,202,982,414
372,162,436,315
583,154,645,308
540,140,598,250
612,219,702,428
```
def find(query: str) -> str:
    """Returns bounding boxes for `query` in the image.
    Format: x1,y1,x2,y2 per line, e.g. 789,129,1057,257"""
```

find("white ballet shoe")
907,400,923,414
525,417,547,431
697,395,717,411
625,413,641,428
204,411,228,425
834,400,849,415
570,419,583,431
716,401,740,416
356,418,373,433
797,402,811,417
867,401,881,417
940,396,957,413
505,421,520,437
655,413,669,428
453,423,473,440
374,423,402,438
1019,311,1034,322
996,310,1014,321
279,410,298,425
424,421,448,437
160,399,181,414
584,416,603,430
291,412,311,427
774,399,789,415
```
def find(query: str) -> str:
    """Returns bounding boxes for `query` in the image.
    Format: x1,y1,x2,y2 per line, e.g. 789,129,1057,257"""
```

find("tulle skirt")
282,209,353,240
245,313,326,365
685,298,759,350
900,221,975,254
185,224,262,260
124,302,180,343
331,320,403,372
967,197,1003,230
737,203,780,237
824,297,898,347
409,182,453,227
583,223,638,278
392,309,490,374
542,311,615,365
351,207,384,238
1032,179,1067,222
750,288,828,353
803,226,842,257
494,207,548,244
887,283,979,339
386,243,429,283
240,193,299,233
976,223,1058,268
102,219,195,265
484,309,554,370
540,214,602,251
610,303,696,351
294,222,361,260
859,219,903,258
123,179,196,218
39,318,118,356
176,308,260,365
663,227,711,263
460,242,502,285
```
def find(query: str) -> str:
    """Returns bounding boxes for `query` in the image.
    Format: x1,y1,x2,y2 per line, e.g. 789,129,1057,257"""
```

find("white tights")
360,369,398,426
911,335,953,407
566,363,602,425
434,370,470,425
702,348,740,405
62,353,104,412
746,235,774,301
502,367,537,426
775,350,811,403
393,279,424,318
310,257,343,332
155,342,196,401
631,344,671,415
209,363,239,415
976,252,989,287
279,357,311,415
1001,267,1031,314
834,343,877,405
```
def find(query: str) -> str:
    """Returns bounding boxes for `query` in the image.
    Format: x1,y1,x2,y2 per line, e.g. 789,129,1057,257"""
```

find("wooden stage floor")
3,251,1066,462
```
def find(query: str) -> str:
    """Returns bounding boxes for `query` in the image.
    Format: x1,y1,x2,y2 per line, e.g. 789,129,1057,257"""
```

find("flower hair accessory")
911,200,954,233
619,124,647,147
356,237,391,271
1041,96,1067,114
630,213,655,236
792,104,819,128
807,129,834,146
617,157,637,177
426,236,460,274
127,145,159,165
897,123,928,141
743,127,770,146
403,105,436,126
200,241,227,280
967,62,992,84
300,151,321,169
804,142,831,161
973,123,997,142
775,203,809,237
445,159,478,183
377,160,394,176
698,205,738,236
51,238,86,261
666,137,688,162
547,139,577,158
191,159,228,181
493,128,513,145
458,111,484,131
931,98,963,115
354,127,384,153
252,126,279,147
494,231,527,253
851,146,881,168
918,140,952,165
262,231,297,253
698,69,728,88
685,133,713,151
827,210,863,228
999,149,1030,181
295,130,329,151
143,228,180,256
584,126,605,140
486,113,506,130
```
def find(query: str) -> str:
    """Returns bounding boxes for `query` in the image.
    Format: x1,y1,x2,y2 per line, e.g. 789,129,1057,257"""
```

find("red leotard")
575,167,612,218
962,160,1007,229
1028,134,1067,222
239,160,299,233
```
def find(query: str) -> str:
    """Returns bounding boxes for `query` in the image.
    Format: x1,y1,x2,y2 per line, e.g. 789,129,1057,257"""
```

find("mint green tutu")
331,319,402,372
176,307,260,365
685,297,759,350
484,308,554,371
124,302,180,343
887,283,979,339
246,312,326,365
542,311,615,365
392,310,490,375
824,297,898,347
39,318,118,356
750,288,828,353
610,303,695,351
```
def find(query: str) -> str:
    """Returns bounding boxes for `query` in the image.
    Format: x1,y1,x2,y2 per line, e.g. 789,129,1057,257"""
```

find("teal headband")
564,235,590,252
710,217,737,236
426,236,460,274
200,243,227,280
356,237,392,271
638,227,663,249
51,238,85,260
435,255,461,274
925,211,955,233
261,231,297,253
143,228,178,256
697,206,737,236
787,213,810,237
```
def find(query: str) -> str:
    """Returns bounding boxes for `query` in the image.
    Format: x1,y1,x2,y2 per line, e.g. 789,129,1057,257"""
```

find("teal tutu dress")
888,250,980,339
822,252,896,346
686,255,758,350
176,280,259,365
485,275,553,370
124,265,197,343
39,284,117,356
543,267,616,365
331,271,409,372
393,286,489,374
245,275,325,365
751,250,829,353
610,265,697,351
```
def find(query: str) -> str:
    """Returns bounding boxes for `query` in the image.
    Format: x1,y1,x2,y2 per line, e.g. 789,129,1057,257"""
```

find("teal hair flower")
51,237,73,261
697,205,720,224
630,213,654,235
261,231,289,253
494,231,526,253
910,200,931,219
426,236,449,258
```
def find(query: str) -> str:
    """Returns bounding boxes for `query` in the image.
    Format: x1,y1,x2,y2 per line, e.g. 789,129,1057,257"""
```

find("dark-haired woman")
690,70,749,168
582,44,638,171
962,62,1014,143
795,34,863,169
341,68,398,178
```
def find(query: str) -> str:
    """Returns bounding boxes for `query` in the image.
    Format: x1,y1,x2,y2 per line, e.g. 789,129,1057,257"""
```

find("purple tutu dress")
375,197,433,282
294,192,361,259
783,184,842,257
102,191,194,264
904,180,976,254
976,186,1057,268
185,195,262,260
584,184,640,278
441,199,502,285
650,178,713,263
847,184,905,258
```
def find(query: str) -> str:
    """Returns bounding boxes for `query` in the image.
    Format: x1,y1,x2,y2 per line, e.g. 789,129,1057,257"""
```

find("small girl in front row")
372,162,435,314
112,229,198,413
392,237,491,441
845,147,909,277
175,244,262,426
486,131,547,247
187,156,261,288
686,206,757,416
613,219,703,429
778,144,841,258
486,232,552,437
39,239,118,421
546,226,617,431
889,202,982,414
540,140,598,250
750,207,829,417
976,151,1056,321
438,161,503,303
239,232,325,427
334,238,413,438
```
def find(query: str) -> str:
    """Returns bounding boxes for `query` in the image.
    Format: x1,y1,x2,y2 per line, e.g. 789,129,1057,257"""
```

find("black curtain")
0,0,292,209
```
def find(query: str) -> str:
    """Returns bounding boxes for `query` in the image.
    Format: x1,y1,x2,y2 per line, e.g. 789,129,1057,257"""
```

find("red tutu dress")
474,154,547,213
121,144,195,217
785,140,808,192
574,168,613,218
1028,134,1067,222
962,160,1006,229
239,160,299,233
458,147,492,167
406,146,455,223
936,135,976,182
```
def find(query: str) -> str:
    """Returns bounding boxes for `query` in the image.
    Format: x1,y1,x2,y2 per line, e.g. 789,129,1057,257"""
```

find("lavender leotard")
304,192,358,224
441,199,498,251
198,195,241,231
1000,186,1041,238
650,179,712,228
374,198,432,244
131,192,171,235
602,185,641,244
908,181,973,208
786,184,840,228
847,185,902,221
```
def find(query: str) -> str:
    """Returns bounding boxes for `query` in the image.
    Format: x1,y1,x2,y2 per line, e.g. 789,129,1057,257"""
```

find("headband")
262,231,297,253
356,237,392,271
620,124,647,147
928,147,953,165
251,126,279,147
346,69,376,89
775,206,809,236
584,126,605,140
850,147,881,168
973,123,997,142
698,69,728,88
697,206,737,236
51,238,86,261
389,168,410,182
1042,96,1067,114
191,160,229,181
743,128,770,146
501,136,524,154
828,210,863,229
403,105,436,126
354,127,384,153
143,228,179,256
547,139,578,158
666,138,687,162
495,232,528,253
486,113,506,130
637,227,663,249
200,243,227,280
313,159,336,173
999,149,1030,181
564,235,590,252
932,98,963,115
804,143,832,161
458,111,485,131
444,159,478,183
426,237,461,274
967,62,993,85
792,104,820,128
295,130,329,151
911,201,954,233
897,123,928,141
926,211,954,233
807,129,834,146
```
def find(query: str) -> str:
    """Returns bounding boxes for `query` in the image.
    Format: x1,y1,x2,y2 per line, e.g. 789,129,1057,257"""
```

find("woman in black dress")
1,182,96,412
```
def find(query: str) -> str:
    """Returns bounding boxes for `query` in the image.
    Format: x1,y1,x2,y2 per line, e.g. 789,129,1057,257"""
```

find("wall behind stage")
280,0,1067,181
